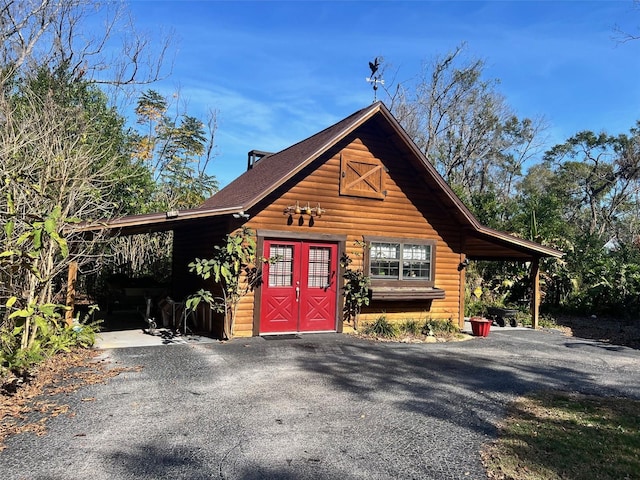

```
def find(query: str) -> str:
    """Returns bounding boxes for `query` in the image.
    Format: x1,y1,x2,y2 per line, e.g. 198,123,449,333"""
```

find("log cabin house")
85,102,562,337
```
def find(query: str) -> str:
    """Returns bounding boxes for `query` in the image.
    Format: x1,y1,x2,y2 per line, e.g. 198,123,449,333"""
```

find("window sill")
370,286,446,301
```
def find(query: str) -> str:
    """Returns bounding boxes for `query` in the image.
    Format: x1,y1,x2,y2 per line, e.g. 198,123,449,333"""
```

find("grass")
482,390,640,479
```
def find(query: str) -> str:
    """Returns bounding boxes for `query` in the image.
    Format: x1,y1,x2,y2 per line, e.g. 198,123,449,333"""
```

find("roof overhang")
372,105,563,260
76,206,244,236
464,226,563,260
242,105,383,212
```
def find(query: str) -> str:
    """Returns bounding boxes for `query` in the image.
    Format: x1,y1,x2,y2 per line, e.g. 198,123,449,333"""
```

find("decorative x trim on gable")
340,153,386,200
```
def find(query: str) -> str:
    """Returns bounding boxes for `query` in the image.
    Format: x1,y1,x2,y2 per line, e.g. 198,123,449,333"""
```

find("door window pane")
402,244,431,280
308,247,331,288
269,244,293,287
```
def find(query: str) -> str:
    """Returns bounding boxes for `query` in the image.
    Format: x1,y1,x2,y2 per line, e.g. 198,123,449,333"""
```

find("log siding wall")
223,123,464,337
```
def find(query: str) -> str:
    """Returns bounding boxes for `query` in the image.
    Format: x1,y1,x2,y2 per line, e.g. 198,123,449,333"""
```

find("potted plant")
469,316,491,337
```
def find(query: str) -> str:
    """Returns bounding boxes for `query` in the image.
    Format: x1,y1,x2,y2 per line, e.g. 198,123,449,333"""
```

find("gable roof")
85,102,561,260
199,101,561,260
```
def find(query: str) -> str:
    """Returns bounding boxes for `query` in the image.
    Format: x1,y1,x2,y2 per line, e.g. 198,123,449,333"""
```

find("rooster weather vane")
366,57,384,102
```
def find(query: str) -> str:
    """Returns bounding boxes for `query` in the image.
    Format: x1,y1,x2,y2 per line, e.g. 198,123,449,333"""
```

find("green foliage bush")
0,312,100,381
422,318,459,336
399,319,422,336
560,241,640,318
187,227,266,340
363,315,398,338
340,250,371,330
518,312,558,329
464,300,486,318
362,316,462,340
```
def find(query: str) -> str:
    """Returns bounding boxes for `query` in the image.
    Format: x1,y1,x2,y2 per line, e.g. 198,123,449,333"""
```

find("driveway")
2,328,640,479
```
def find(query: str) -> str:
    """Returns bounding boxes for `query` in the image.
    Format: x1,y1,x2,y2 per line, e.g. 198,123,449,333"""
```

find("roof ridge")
261,102,381,159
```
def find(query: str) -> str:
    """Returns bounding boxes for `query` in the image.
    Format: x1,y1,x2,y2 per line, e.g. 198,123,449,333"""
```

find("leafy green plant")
1,193,91,383
0,307,101,380
340,244,371,330
422,318,459,337
69,305,102,348
399,319,422,335
363,315,398,338
185,288,217,315
188,227,273,339
6,300,64,351
1,344,45,379
519,312,558,329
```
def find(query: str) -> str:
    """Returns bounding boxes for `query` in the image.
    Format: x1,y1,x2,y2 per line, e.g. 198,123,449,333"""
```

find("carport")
71,206,241,335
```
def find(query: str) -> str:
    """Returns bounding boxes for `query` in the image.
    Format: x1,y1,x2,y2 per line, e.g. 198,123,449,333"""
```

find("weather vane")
366,57,384,102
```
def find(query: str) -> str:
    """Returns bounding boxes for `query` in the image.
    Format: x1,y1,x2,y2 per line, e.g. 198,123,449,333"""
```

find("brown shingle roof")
199,102,382,211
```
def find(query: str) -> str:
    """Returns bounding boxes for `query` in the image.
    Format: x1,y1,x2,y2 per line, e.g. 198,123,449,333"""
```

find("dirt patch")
0,348,141,451
557,315,640,350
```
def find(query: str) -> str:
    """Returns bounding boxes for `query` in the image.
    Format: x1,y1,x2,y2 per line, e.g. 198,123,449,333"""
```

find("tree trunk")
65,261,78,326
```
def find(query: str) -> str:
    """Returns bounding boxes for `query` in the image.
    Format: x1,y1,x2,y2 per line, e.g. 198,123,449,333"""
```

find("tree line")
0,0,217,377
381,45,640,318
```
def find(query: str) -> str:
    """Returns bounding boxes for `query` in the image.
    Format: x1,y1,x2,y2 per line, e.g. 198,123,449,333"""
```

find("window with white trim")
369,240,433,282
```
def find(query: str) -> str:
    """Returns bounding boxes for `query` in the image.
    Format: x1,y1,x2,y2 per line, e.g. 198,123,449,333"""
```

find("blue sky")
123,0,640,187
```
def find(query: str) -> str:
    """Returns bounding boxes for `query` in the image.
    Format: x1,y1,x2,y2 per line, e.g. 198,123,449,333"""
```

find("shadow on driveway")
2,329,639,480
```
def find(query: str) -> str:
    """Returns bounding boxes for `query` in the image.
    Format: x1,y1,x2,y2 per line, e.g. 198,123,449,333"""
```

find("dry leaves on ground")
0,349,142,451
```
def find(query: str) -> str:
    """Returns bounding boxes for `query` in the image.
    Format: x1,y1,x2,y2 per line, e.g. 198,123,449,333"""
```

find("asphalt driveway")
2,328,640,479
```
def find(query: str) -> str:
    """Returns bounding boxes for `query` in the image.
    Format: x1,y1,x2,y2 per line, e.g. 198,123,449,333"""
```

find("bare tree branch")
0,0,172,88
612,0,640,43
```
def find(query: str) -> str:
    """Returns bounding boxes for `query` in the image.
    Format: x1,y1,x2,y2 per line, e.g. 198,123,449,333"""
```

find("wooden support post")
457,232,467,329
65,261,78,326
530,257,540,329
458,253,466,329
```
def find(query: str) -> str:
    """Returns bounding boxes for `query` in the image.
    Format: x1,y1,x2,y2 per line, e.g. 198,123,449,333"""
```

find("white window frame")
366,237,435,286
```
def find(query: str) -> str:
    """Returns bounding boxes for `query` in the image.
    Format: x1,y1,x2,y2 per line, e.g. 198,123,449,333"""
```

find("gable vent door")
340,154,386,199
260,240,338,334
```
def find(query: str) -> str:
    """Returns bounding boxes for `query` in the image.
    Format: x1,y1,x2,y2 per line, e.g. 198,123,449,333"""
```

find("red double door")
260,240,338,334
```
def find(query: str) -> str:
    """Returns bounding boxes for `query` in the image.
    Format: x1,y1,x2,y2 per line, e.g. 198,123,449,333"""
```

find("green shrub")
70,320,101,348
0,310,101,382
1,342,45,378
465,298,488,318
363,315,398,338
70,305,102,348
399,319,422,335
519,312,558,329
340,250,371,330
422,318,459,336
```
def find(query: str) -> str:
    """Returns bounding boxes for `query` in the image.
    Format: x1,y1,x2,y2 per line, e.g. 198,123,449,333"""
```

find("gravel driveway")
2,328,640,480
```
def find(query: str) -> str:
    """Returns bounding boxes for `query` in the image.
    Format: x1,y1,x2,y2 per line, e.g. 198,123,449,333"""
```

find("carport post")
530,257,540,329
65,261,78,326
